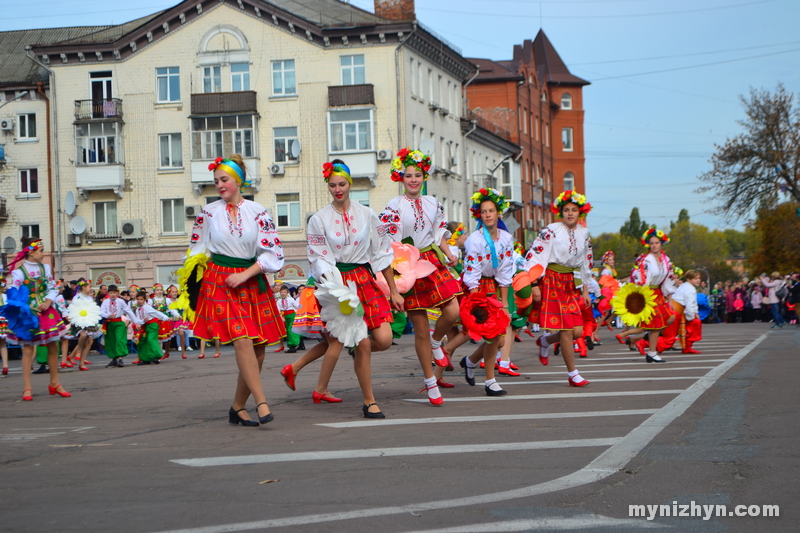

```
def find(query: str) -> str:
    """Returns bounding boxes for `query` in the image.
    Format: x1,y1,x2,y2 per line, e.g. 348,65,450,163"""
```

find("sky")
2,0,799,234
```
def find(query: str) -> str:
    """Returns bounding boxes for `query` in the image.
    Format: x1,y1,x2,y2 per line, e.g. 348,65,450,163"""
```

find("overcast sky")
3,0,799,233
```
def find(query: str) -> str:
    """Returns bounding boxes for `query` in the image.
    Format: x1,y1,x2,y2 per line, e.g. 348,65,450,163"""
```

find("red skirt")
641,288,674,330
528,269,583,331
157,320,175,341
404,249,462,311
293,286,323,338
328,266,393,331
192,261,286,345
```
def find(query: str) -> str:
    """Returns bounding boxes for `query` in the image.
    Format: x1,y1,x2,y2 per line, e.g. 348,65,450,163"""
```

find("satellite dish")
3,236,16,254
419,138,435,155
64,191,76,216
70,216,87,235
290,139,302,159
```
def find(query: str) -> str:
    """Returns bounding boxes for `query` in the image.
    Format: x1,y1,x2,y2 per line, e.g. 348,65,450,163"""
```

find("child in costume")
2,238,70,400
125,291,170,365
68,280,103,370
276,284,302,353
167,285,192,358
0,281,9,375
656,269,703,354
292,277,324,341
148,283,177,359
100,284,130,367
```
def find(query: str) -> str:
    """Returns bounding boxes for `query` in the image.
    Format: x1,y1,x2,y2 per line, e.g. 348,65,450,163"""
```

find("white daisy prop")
315,269,367,348
67,298,102,329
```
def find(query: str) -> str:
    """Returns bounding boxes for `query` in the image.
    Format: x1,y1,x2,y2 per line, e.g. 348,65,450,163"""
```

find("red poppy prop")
460,292,511,341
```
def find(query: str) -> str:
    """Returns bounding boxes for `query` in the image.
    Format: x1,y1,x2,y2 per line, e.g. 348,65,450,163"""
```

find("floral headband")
673,266,684,278
390,148,431,182
208,157,249,188
446,222,466,246
322,162,352,185
514,241,525,256
641,227,670,246
7,239,44,271
167,284,178,293
77,280,90,288
602,250,615,264
470,188,509,219
551,190,591,219
153,283,164,291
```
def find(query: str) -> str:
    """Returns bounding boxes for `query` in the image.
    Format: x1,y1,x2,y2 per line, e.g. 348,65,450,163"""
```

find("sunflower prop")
315,269,368,348
460,292,510,341
611,283,657,327
67,297,102,329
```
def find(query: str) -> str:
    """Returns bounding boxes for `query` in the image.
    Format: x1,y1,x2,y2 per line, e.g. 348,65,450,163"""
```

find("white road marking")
564,359,726,368
494,376,704,385
1,427,94,442
519,366,716,376
317,409,659,428
170,438,621,467
593,353,737,362
407,515,669,532
404,389,684,403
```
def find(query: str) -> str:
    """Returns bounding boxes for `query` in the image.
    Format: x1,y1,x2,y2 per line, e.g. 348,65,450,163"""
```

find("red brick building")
466,30,588,244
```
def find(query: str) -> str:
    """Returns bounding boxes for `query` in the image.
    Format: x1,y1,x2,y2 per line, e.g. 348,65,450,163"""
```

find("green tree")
748,201,800,275
670,209,690,229
619,207,648,240
591,232,641,278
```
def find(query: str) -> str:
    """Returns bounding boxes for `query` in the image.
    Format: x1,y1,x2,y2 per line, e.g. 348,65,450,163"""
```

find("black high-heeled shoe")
256,402,274,424
362,403,385,419
229,407,259,427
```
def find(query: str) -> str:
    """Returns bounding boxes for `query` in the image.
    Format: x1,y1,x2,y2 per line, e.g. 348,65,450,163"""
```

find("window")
409,57,416,96
272,60,296,96
275,193,300,228
501,162,512,200
231,63,250,92
545,123,550,147
427,68,433,103
21,225,40,239
351,190,370,206
561,93,573,110
18,113,36,139
564,172,575,191
523,108,528,134
417,61,423,100
341,55,365,85
93,201,117,234
328,109,372,152
159,133,183,168
274,127,298,163
411,125,418,151
161,198,185,234
442,197,448,220
76,122,118,164
541,91,547,102
535,115,539,141
19,169,38,195
191,115,255,159
203,66,222,93
156,67,180,102
562,127,573,152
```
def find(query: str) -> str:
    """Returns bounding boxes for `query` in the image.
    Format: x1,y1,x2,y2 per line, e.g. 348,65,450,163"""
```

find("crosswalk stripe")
563,359,727,368
404,389,684,403
494,376,704,385
519,366,717,376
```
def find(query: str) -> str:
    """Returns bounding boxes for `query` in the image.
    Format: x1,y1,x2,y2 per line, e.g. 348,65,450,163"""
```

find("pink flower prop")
376,242,436,295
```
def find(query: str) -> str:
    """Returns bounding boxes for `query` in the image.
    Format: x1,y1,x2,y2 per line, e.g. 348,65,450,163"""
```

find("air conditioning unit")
376,149,393,161
0,119,13,131
270,162,285,176
536,178,544,188
66,234,82,246
538,218,546,228
120,219,143,239
185,205,203,217
438,107,449,116
428,101,439,111
525,219,535,230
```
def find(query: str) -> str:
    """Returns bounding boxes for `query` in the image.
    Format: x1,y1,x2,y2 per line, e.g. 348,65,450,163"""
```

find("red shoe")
161,353,169,360
479,361,485,368
432,345,450,368
59,362,72,369
525,329,536,338
280,364,297,391
198,354,205,359
2,367,7,375
568,374,590,387
274,346,285,353
436,379,455,388
312,390,343,403
48,384,72,398
509,362,519,370
606,323,614,331
615,334,626,344
498,366,521,377
22,388,33,401
79,365,89,371
84,360,92,365
682,348,702,354
181,354,188,359
420,385,444,406
536,337,549,366
634,339,648,356
213,352,220,358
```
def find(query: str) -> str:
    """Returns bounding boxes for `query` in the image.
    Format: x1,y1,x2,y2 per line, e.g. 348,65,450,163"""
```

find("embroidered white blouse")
276,295,300,313
523,223,593,285
672,282,698,320
10,261,59,303
462,228,515,290
125,303,169,326
148,296,179,318
100,297,129,319
306,202,393,280
631,252,676,297
378,195,450,249
189,199,284,274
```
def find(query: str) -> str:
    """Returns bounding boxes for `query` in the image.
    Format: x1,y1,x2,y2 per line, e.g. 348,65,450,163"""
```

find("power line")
585,122,726,138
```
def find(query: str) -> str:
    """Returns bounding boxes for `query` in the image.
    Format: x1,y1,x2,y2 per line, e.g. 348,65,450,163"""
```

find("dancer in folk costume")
292,277,324,341
125,291,170,365
458,188,515,396
175,154,286,427
655,269,703,354
53,283,74,370
100,285,130,366
282,160,398,417
521,191,593,387
0,281,9,376
276,284,302,353
148,283,178,359
167,285,192,358
67,280,103,370
597,251,620,331
1,238,70,400
379,148,462,405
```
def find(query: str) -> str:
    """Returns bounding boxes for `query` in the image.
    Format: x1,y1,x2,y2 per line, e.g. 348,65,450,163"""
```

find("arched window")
564,172,575,191
561,93,572,110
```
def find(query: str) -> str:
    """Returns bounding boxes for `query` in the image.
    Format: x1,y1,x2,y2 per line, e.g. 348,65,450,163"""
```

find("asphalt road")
1,322,796,533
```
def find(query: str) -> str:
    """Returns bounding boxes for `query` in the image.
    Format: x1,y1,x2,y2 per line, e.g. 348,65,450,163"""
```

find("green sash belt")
336,262,375,279
419,243,447,269
546,263,575,274
211,253,267,294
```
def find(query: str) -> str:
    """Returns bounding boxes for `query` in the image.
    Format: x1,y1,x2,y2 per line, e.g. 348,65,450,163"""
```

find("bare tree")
697,83,800,223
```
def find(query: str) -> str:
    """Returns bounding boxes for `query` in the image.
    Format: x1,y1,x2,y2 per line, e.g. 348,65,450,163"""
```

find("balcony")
328,84,374,107
191,91,257,115
0,197,8,222
76,164,125,199
74,99,123,121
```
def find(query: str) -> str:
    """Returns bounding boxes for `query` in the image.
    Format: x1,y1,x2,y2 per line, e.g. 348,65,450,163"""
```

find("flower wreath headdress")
469,188,509,219
390,148,432,182
514,241,525,256
551,190,592,219
208,157,250,188
602,250,615,265
322,161,352,185
7,239,44,271
446,222,466,247
641,227,670,246
672,265,684,279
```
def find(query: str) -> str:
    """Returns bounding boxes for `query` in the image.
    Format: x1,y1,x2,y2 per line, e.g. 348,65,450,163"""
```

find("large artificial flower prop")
551,190,592,219
469,188,510,219
460,292,511,341
641,227,670,246
611,283,657,327
67,297,101,329
170,249,208,323
376,241,436,295
390,148,432,182
0,283,38,340
315,269,367,348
